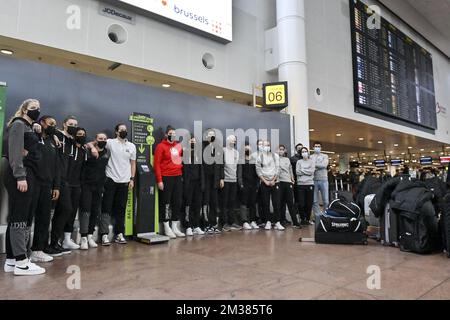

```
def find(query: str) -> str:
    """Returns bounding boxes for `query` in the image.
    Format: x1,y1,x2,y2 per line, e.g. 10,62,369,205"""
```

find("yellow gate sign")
263,81,288,109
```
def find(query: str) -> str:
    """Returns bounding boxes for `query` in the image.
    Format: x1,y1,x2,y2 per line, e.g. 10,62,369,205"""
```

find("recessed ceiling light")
412,154,416,157
216,95,224,99
309,129,315,132
408,147,413,149
446,147,450,149
162,84,171,88
401,152,406,155
1,49,13,55
362,153,366,156
375,154,379,157
396,157,400,159
420,149,425,152
378,141,383,144
358,138,364,141
394,144,399,147
336,133,342,137
431,150,436,153
390,151,393,154
363,157,366,160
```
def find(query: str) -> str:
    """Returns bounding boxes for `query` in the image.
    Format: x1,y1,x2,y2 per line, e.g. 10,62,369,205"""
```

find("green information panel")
0,84,6,157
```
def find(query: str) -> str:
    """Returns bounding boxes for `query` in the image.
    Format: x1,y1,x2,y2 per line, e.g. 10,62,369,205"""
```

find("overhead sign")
440,156,450,164
262,81,289,110
420,157,433,166
0,83,6,157
112,0,233,43
99,2,136,24
374,160,386,167
390,159,402,166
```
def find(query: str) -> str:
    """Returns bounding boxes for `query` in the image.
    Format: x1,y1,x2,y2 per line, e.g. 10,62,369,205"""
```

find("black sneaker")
56,244,72,255
293,224,302,229
301,220,310,226
44,246,63,257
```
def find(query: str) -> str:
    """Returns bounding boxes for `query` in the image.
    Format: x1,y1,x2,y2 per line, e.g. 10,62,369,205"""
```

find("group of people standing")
154,126,330,238
2,99,331,277
2,99,136,276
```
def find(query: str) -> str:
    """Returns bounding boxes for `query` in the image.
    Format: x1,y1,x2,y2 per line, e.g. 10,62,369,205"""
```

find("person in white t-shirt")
98,124,136,246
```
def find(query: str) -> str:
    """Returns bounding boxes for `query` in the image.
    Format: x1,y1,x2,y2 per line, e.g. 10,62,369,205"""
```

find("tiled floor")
1,226,449,300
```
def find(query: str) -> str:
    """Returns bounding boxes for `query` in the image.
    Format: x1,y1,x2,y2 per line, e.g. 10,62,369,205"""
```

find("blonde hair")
7,99,40,127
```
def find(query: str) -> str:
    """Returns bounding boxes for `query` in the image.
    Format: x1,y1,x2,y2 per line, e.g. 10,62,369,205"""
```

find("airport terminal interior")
0,0,450,301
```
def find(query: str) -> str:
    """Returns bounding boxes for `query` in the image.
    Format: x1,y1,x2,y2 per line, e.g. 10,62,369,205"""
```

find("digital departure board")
350,0,437,130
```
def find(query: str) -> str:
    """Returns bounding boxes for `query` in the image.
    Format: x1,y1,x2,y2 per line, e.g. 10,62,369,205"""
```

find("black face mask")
75,136,86,145
67,126,78,136
245,150,250,157
97,141,107,149
27,109,40,121
44,125,56,136
210,136,216,143
191,143,195,150
297,149,303,155
119,131,128,139
167,135,175,143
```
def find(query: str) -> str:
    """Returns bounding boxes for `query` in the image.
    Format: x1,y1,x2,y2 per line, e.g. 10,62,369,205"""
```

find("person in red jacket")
154,126,185,238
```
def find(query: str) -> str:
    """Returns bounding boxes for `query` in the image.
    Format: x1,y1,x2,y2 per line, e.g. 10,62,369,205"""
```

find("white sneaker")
4,259,15,273
101,234,111,246
243,222,252,230
171,221,186,238
115,233,127,244
62,238,80,250
274,222,286,231
88,235,98,248
30,251,54,263
193,227,205,235
14,260,46,276
250,221,259,229
264,221,272,230
163,222,176,239
186,228,194,236
80,237,89,250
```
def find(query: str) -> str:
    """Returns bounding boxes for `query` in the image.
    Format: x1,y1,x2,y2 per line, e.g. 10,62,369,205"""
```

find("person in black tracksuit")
30,116,61,262
290,143,304,215
202,129,224,234
182,136,205,236
50,118,86,253
239,144,260,230
78,133,110,250
3,99,46,275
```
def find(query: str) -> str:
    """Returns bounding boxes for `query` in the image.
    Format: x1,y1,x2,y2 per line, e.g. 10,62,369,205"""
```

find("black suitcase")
332,179,353,203
379,202,399,247
441,194,450,258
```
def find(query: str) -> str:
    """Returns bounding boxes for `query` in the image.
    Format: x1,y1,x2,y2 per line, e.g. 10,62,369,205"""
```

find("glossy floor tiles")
1,226,449,300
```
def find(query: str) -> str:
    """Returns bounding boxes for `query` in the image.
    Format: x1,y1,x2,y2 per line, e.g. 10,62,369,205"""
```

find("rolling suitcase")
333,179,353,203
364,194,379,239
440,194,450,258
380,202,399,247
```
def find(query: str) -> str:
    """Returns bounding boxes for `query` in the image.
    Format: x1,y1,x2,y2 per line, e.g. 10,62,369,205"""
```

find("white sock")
6,259,16,265
15,259,28,267
64,232,72,242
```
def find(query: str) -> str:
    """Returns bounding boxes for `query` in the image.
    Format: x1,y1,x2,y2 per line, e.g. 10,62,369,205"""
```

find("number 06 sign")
262,81,288,110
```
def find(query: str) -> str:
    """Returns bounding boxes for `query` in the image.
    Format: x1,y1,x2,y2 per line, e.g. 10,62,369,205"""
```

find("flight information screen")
350,0,437,130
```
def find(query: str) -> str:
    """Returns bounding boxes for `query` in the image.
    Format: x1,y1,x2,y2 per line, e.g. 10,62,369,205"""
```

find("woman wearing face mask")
182,135,205,236
29,116,61,263
61,127,87,249
49,116,80,255
239,144,260,230
3,99,46,275
202,129,224,234
277,145,301,228
79,133,110,249
296,147,316,225
255,140,284,231
154,126,185,239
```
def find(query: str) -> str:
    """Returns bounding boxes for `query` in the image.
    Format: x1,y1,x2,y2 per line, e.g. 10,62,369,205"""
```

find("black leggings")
184,179,202,228
101,178,129,236
203,172,219,227
279,182,299,225
297,185,314,222
239,183,258,223
4,166,35,261
260,183,281,223
159,176,183,222
51,184,81,244
79,183,103,236
221,182,237,225
30,183,52,251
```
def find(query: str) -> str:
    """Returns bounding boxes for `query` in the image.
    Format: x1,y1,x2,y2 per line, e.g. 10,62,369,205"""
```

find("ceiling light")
378,141,383,144
309,129,315,132
216,95,224,99
420,149,425,152
375,154,378,157
162,84,171,88
408,147,413,149
389,151,393,154
431,151,436,153
446,147,450,149
412,154,416,157
401,152,406,155
0,49,13,55
394,144,399,147
336,133,342,137
358,138,364,141
362,153,366,156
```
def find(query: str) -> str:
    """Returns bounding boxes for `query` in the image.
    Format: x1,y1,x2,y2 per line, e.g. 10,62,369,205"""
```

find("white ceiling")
406,0,450,39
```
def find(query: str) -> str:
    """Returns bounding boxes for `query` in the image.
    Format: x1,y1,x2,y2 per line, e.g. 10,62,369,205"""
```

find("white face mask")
314,147,321,154
258,145,264,152
302,152,309,159
264,146,271,153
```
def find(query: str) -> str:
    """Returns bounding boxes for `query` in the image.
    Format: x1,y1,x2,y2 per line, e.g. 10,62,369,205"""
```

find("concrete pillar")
276,0,309,151
339,154,350,173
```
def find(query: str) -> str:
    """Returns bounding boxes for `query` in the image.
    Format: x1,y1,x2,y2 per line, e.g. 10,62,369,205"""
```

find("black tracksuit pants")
79,183,103,236
159,176,183,223
260,183,281,223
297,185,315,222
30,182,53,251
51,183,81,245
101,178,129,236
184,179,202,229
203,172,219,227
221,182,237,226
279,182,299,226
4,166,35,261
239,183,258,223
